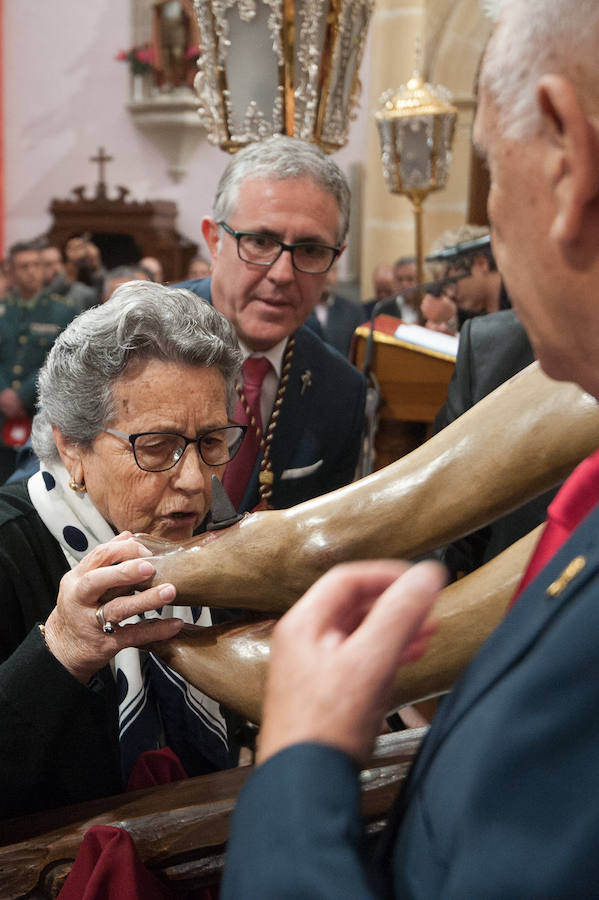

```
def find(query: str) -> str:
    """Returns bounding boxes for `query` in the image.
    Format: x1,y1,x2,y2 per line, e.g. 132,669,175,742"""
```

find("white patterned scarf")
28,461,230,780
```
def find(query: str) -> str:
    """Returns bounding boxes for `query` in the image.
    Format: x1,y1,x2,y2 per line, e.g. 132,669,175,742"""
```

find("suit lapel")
326,298,341,342
328,299,351,352
406,502,599,790
376,503,599,873
267,329,313,502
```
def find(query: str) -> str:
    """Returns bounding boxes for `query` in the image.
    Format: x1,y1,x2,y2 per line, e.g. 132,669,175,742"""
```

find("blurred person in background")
40,244,97,313
305,262,366,358
139,256,164,283
0,240,75,483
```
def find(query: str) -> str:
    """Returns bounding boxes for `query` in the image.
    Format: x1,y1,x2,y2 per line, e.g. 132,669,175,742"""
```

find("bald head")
373,264,396,303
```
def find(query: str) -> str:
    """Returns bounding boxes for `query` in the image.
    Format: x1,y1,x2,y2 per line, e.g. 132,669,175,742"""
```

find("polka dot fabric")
63,525,89,553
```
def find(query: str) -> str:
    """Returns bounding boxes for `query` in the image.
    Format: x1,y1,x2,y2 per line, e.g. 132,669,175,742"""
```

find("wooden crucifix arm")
138,363,599,613
150,526,541,724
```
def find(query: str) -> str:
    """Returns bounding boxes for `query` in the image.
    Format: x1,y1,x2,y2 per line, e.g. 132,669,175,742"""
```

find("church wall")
2,1,370,277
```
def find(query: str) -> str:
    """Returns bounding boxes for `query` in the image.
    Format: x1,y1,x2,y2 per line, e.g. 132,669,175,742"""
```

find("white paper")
393,323,459,360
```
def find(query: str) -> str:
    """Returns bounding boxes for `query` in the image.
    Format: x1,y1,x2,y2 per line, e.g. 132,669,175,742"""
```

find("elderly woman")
0,281,245,820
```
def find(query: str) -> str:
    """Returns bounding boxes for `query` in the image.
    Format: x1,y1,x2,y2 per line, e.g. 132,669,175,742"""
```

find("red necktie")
511,447,599,605
222,356,271,510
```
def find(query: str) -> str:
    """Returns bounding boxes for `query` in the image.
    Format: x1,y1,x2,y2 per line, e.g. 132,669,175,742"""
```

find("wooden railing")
0,729,426,899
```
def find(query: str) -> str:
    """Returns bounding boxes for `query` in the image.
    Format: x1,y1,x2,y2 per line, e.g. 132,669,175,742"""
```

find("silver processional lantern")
375,72,458,286
192,0,374,153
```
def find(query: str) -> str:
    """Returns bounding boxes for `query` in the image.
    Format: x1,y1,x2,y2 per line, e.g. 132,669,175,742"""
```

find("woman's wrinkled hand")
42,531,183,683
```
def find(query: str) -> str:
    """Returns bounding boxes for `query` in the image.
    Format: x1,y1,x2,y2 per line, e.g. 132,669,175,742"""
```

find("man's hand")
0,388,26,418
421,293,458,334
257,560,445,767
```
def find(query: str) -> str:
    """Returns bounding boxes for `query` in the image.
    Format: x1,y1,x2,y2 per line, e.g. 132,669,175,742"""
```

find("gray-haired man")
179,136,365,515
223,2,599,895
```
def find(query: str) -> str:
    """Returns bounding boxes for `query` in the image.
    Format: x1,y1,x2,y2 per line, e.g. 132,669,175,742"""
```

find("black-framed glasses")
102,425,247,472
219,221,340,274
447,258,474,280
427,275,461,298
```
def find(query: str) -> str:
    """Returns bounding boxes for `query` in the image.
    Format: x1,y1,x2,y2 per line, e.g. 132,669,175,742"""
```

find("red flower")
115,43,156,75
135,46,155,65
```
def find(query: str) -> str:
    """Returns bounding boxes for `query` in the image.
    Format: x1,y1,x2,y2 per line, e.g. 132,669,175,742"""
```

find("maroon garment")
59,826,218,899
511,447,599,606
59,749,219,899
126,745,187,792
223,357,271,509
58,825,172,900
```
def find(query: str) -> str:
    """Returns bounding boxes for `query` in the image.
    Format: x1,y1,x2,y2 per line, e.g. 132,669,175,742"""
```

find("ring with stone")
96,604,118,635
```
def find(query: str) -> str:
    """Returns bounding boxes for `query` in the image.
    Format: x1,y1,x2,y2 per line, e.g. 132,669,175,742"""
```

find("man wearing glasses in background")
179,136,366,516
421,226,507,335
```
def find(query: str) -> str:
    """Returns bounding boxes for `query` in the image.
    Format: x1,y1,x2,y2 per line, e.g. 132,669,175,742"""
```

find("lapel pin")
300,369,312,396
546,555,586,598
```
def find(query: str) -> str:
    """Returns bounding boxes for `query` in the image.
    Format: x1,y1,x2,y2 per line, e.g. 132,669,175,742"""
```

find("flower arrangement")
115,44,156,76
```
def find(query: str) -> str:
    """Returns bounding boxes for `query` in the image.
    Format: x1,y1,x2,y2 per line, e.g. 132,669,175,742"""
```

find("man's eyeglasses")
219,221,340,274
102,425,247,472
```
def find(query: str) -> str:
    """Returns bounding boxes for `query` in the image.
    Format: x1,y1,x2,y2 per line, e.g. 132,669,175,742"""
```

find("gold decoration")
375,71,457,287
69,477,87,493
235,336,295,509
546,556,587,598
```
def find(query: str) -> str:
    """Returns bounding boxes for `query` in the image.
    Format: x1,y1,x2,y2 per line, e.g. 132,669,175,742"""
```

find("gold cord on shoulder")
235,336,295,508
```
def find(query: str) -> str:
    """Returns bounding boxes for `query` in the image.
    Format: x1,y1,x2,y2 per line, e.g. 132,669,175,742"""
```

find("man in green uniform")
0,240,75,481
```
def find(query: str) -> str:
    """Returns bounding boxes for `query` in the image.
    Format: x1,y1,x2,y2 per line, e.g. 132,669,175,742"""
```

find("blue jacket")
223,497,599,898
177,278,366,513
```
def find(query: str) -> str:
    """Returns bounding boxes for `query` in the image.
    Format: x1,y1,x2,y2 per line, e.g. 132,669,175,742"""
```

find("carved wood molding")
0,729,426,899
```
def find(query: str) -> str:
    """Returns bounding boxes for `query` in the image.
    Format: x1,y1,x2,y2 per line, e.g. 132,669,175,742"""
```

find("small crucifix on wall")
89,146,114,199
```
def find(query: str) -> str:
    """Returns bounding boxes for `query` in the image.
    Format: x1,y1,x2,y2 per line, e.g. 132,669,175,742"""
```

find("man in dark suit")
421,228,508,334
177,136,365,514
221,1,599,895
304,264,366,358
435,308,558,576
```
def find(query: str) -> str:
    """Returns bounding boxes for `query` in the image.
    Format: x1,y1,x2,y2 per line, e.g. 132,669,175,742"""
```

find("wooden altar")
45,148,198,282
352,315,456,468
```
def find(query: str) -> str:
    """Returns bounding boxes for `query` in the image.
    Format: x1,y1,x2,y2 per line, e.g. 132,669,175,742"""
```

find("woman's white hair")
32,282,242,467
480,0,599,139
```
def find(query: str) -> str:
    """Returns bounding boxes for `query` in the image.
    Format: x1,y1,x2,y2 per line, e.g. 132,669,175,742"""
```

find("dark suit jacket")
177,278,366,513
222,498,599,898
434,308,558,575
305,293,367,357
